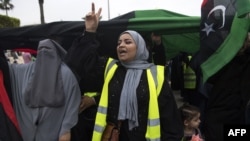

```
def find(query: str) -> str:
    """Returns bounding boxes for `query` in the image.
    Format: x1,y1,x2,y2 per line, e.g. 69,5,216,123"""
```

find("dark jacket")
205,50,250,141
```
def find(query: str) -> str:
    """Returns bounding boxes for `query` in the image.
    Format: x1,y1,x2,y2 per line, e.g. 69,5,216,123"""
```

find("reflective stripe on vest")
92,58,164,141
183,56,196,89
84,92,98,97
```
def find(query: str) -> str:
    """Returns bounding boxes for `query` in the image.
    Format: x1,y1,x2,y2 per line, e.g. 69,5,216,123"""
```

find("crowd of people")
1,2,250,141
4,50,35,64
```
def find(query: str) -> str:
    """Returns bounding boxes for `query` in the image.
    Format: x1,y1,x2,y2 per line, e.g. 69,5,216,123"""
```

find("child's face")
186,113,201,129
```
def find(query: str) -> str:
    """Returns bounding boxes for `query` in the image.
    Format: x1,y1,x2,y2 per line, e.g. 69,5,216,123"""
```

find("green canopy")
116,9,200,60
0,9,200,60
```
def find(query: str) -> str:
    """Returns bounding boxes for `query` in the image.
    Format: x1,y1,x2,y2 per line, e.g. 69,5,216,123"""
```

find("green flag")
201,15,250,82
237,0,250,18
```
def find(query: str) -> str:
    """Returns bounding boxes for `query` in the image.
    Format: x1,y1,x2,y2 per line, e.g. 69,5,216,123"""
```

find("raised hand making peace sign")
84,3,102,33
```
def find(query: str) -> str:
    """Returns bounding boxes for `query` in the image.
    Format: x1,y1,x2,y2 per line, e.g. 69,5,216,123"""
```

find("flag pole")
107,0,110,20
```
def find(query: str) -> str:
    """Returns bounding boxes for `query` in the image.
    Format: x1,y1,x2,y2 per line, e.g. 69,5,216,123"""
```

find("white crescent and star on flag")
202,5,226,36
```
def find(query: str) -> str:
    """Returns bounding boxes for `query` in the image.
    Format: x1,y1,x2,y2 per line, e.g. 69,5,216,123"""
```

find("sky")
0,0,203,26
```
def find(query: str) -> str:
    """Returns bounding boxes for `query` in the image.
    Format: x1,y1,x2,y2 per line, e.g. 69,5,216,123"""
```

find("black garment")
70,106,97,141
246,103,250,124
204,52,250,141
170,53,185,90
65,31,183,141
151,43,166,66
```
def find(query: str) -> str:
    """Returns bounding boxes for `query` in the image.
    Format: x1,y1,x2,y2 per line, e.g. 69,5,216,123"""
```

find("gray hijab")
117,30,154,130
24,39,67,108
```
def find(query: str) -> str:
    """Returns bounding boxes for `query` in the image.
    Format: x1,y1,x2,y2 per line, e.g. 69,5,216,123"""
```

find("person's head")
151,32,162,45
24,39,67,108
22,52,32,64
37,39,66,60
117,30,149,63
179,103,201,129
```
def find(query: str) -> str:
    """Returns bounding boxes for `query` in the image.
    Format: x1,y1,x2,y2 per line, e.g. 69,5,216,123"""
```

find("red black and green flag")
191,0,250,82
0,9,200,60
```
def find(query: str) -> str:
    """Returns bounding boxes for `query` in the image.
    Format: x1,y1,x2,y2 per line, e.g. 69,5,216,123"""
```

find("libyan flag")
191,0,250,83
0,9,200,60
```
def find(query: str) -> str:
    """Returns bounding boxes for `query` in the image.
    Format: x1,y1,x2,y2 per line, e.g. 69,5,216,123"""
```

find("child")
179,103,204,141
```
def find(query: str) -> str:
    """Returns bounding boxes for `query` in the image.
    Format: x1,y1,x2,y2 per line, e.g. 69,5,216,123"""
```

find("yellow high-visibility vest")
183,56,196,89
92,58,164,141
84,92,98,97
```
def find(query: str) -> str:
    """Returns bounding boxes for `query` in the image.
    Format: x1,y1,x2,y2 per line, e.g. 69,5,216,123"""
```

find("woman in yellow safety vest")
65,3,183,141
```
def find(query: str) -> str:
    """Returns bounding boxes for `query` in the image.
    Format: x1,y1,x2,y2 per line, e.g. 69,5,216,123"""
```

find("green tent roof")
0,9,201,60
